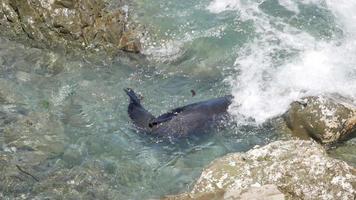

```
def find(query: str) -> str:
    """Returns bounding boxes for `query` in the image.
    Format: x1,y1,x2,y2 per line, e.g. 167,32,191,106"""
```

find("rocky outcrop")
284,95,356,144
0,0,141,53
164,140,356,200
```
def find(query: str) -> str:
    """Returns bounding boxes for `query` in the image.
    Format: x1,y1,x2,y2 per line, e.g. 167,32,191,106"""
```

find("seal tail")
124,88,155,130
124,88,141,105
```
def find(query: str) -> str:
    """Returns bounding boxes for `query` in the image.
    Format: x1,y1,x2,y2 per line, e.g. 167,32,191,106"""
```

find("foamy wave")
208,0,356,123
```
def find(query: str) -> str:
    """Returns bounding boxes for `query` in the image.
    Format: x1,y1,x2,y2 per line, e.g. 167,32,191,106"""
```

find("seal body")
124,88,232,138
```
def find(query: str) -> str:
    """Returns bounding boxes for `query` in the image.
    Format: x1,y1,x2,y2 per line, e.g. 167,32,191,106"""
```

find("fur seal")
124,88,233,139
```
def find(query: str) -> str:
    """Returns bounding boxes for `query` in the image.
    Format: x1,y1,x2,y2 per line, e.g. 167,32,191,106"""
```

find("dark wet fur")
124,88,233,138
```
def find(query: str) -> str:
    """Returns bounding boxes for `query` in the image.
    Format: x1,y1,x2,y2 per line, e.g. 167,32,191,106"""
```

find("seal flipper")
149,107,186,127
124,88,155,130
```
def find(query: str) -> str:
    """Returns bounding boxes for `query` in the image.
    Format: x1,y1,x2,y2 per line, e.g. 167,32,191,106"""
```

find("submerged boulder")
284,95,356,144
328,138,356,167
31,161,120,200
164,140,356,200
0,111,67,198
0,0,141,53
3,112,67,166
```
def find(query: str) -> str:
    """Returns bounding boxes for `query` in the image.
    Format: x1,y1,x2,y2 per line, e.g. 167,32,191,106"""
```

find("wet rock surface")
284,95,356,144
165,140,356,200
0,0,141,54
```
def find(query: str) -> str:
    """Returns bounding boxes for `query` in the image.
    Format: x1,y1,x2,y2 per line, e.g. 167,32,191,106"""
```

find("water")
0,0,355,199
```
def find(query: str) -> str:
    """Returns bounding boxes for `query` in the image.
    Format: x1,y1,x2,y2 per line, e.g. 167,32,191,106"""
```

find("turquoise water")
1,0,356,199
0,37,274,199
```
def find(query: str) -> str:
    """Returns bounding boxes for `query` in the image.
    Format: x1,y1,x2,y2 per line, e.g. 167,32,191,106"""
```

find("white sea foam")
208,0,356,123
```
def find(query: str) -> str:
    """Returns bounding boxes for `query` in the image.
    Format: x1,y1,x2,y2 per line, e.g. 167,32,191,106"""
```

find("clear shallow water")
1,0,356,199
0,37,275,199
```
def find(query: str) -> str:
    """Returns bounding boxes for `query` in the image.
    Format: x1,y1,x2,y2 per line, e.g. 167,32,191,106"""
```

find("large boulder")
164,140,356,200
0,0,141,53
284,95,356,144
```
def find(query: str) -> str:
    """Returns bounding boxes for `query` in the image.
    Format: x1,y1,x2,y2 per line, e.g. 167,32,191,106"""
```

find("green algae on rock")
284,95,356,145
0,0,141,54
164,140,356,200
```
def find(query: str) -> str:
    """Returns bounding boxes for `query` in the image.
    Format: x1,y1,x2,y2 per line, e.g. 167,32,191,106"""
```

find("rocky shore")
0,0,141,54
164,94,356,199
163,140,356,200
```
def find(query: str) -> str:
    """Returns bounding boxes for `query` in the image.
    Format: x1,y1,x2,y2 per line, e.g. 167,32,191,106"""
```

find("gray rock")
0,0,141,54
165,140,356,200
224,184,285,200
284,95,356,144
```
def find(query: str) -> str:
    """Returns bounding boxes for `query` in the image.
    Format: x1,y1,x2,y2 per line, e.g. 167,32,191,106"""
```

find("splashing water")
206,0,356,123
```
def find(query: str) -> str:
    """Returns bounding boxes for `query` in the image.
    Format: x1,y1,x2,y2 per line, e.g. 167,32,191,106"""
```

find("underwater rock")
32,161,120,200
0,152,37,198
0,79,27,105
328,138,356,167
0,0,141,54
4,112,67,166
62,144,85,167
165,140,356,200
284,95,356,144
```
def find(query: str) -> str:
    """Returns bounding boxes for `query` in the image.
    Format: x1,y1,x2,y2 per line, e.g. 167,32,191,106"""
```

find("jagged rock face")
165,140,356,200
0,0,141,53
284,95,356,144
